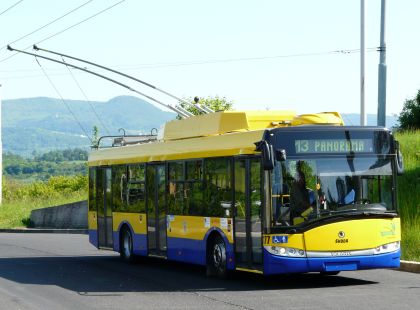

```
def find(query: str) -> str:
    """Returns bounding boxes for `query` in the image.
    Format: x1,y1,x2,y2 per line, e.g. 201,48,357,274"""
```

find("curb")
0,228,88,234
398,260,420,273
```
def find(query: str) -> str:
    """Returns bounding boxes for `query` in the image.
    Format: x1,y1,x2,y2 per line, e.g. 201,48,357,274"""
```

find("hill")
1,96,399,156
340,113,398,128
2,96,176,156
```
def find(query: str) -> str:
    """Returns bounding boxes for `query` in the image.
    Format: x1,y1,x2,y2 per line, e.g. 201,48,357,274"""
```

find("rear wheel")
206,235,227,278
120,227,134,262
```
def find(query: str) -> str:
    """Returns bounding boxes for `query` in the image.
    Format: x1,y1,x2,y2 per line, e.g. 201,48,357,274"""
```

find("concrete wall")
30,200,87,229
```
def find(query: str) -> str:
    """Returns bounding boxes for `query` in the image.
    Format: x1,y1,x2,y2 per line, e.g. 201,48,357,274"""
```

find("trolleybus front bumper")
263,248,401,275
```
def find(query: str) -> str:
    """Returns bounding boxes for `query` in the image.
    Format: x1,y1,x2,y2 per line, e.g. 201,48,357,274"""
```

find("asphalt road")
0,233,418,310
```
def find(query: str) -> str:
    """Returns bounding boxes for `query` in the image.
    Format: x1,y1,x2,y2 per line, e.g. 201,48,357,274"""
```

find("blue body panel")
167,237,206,265
263,248,401,275
166,231,235,270
106,224,235,269
89,230,98,248
91,224,399,275
112,223,148,256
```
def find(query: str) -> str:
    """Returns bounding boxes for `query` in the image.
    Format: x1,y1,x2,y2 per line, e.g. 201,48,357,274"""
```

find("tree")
177,96,234,118
398,90,420,130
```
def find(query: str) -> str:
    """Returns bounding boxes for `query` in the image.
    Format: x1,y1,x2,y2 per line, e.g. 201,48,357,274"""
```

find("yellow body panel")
112,212,147,234
88,211,97,230
163,110,297,140
304,218,401,251
89,130,264,167
292,112,344,126
88,110,345,167
167,215,234,243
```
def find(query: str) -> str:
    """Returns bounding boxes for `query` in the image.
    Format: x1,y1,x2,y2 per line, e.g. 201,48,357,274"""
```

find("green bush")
2,175,88,202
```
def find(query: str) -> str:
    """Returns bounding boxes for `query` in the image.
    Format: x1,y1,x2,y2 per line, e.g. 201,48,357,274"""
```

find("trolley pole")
377,0,387,127
360,0,367,126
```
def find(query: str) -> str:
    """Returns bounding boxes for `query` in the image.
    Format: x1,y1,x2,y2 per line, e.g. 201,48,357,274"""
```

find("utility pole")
377,0,387,127
360,0,367,126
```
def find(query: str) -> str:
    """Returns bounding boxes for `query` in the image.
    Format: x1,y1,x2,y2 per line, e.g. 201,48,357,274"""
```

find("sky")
0,0,419,120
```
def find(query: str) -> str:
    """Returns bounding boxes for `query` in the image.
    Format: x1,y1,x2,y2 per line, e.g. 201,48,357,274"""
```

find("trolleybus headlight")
265,246,306,257
373,241,400,255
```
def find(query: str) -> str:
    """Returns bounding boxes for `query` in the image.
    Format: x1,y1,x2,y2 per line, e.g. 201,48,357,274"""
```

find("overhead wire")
121,47,378,69
34,0,125,46
34,56,93,144
0,0,94,51
0,0,24,17
1,46,379,80
0,0,126,63
61,56,111,135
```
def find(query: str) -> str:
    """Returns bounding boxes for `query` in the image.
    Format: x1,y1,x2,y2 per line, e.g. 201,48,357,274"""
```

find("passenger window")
168,162,185,215
204,158,232,217
127,164,146,212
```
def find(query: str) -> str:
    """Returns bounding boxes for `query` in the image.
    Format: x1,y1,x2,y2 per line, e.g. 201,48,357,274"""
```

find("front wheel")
120,227,134,262
207,235,227,278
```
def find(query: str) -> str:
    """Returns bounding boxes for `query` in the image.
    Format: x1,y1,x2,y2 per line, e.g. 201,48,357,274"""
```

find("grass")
395,130,420,261
401,220,420,261
0,192,86,229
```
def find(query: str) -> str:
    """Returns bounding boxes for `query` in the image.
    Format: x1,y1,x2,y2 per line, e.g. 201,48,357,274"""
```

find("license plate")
331,251,352,257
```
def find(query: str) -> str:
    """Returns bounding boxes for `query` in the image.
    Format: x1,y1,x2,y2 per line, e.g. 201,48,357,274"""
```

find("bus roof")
88,129,265,166
88,110,345,166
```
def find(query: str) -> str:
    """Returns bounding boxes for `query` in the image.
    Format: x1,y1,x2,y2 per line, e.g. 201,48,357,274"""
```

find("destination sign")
295,139,373,153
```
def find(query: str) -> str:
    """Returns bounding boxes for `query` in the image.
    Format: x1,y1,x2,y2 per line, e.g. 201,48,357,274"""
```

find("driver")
290,161,313,223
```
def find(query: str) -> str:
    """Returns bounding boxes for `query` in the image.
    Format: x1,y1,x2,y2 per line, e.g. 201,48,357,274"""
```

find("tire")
206,235,227,278
120,226,134,262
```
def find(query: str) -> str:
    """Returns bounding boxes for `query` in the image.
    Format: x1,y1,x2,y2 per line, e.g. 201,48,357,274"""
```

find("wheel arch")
117,221,134,252
204,227,235,270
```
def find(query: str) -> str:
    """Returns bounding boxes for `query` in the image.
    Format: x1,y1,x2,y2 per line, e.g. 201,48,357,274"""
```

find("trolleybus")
88,110,402,276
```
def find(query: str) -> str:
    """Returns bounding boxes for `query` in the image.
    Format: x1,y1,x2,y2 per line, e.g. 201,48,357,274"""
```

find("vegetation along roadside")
0,130,418,261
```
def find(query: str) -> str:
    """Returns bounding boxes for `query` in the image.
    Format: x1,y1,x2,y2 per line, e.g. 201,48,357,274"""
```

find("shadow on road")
0,255,378,295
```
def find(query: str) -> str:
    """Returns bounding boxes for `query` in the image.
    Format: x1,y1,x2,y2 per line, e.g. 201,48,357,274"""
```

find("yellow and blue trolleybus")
88,110,402,276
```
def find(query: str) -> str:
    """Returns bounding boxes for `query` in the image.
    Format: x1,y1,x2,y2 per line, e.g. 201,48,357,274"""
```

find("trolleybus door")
146,164,167,257
97,167,113,249
234,158,263,270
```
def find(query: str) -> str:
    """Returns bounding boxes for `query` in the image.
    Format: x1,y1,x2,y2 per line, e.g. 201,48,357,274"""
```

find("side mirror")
275,149,287,161
395,140,404,176
255,140,274,170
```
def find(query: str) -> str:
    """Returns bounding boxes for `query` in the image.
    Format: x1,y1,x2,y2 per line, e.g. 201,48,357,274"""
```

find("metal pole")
377,0,387,127
360,0,367,126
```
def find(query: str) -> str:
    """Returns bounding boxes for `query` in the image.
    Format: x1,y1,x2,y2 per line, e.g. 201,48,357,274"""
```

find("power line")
0,0,126,63
35,0,126,46
35,56,93,144
0,46,379,79
0,0,94,51
0,0,24,17
124,47,378,69
61,56,111,135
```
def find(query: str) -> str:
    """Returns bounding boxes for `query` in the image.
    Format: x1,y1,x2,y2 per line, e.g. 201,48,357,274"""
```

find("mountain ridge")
1,96,398,156
2,96,176,156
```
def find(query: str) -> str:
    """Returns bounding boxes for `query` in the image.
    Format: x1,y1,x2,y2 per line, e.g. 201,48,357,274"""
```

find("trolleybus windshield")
271,156,395,227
